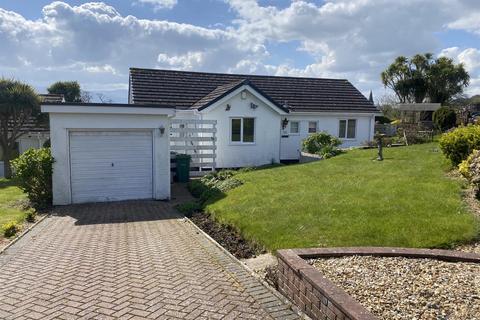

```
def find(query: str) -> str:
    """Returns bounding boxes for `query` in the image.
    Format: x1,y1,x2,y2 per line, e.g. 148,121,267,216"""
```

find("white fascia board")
199,85,288,115
41,105,176,116
289,111,380,117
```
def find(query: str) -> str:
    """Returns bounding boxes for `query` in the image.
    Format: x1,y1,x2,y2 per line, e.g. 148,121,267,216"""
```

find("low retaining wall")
299,152,322,163
276,247,480,320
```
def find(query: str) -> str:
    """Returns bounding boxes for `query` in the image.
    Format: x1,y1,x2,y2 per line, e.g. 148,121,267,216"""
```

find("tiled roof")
129,68,376,113
190,79,246,110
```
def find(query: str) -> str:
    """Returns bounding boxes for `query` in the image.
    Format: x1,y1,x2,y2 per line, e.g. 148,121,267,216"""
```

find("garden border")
276,247,480,320
0,214,49,255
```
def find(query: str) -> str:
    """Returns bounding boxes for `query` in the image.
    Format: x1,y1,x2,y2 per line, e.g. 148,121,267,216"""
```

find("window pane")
243,118,255,142
339,120,346,138
308,121,317,133
231,118,241,142
290,121,299,133
347,119,356,138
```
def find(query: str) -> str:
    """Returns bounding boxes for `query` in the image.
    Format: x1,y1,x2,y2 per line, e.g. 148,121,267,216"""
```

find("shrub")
439,125,480,165
458,150,480,196
25,208,37,223
11,148,54,208
375,115,391,124
302,132,341,157
187,170,245,205
175,201,202,217
187,180,208,198
2,221,19,238
433,107,457,131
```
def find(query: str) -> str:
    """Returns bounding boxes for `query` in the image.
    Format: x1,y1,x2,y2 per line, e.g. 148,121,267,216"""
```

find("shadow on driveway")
52,200,182,225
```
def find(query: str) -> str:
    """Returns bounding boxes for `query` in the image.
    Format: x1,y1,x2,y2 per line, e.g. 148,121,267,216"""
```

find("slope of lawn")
0,179,28,235
205,143,479,251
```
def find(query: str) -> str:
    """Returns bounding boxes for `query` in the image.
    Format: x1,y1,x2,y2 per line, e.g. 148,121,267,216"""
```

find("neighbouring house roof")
9,94,60,134
394,103,441,112
39,94,65,103
129,68,377,113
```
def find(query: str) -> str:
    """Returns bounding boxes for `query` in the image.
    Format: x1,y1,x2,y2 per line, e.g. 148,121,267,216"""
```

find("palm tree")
0,79,40,178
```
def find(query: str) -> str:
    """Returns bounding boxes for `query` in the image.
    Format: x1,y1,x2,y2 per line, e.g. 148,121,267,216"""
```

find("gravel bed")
457,241,480,254
311,256,480,320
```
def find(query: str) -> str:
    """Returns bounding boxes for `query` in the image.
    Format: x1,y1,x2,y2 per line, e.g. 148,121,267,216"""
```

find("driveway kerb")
183,216,307,319
0,213,49,255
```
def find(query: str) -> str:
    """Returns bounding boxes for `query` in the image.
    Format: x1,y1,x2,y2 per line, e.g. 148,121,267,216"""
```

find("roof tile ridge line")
128,67,349,82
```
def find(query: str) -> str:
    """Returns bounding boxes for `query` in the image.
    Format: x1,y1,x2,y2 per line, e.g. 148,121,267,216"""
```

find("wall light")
159,126,165,135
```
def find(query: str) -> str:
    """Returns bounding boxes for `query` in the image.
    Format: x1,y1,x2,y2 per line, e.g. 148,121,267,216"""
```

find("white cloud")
0,2,266,101
135,0,177,11
226,0,480,97
2,1,480,102
439,47,480,95
157,52,205,70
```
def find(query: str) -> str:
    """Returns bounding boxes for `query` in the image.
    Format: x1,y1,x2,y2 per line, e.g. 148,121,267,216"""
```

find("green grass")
205,143,479,251
0,179,28,236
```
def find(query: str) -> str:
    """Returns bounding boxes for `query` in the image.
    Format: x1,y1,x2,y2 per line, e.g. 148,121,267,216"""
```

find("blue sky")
1,0,480,102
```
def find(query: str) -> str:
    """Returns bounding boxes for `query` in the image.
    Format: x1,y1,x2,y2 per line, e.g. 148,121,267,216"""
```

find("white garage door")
70,131,153,203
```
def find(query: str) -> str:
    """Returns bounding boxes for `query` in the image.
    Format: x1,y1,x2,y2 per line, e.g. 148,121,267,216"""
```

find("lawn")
0,179,28,236
205,143,479,251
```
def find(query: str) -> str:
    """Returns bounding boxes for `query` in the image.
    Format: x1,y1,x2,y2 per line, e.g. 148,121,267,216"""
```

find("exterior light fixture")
250,103,258,110
225,104,231,111
159,126,165,135
282,118,289,129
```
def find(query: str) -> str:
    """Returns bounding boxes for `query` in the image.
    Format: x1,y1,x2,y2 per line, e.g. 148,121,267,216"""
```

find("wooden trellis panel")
170,119,217,175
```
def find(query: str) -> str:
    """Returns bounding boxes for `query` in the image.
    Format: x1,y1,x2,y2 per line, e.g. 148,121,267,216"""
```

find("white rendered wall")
200,91,282,168
48,113,171,205
280,114,376,160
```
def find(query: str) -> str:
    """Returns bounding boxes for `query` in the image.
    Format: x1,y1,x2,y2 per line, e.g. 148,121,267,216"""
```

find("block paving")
0,201,299,319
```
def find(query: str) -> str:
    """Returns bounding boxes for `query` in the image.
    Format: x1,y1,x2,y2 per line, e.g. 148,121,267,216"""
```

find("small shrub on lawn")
11,148,54,209
2,221,19,238
25,208,37,223
433,106,457,131
175,201,202,217
439,125,480,165
302,132,342,158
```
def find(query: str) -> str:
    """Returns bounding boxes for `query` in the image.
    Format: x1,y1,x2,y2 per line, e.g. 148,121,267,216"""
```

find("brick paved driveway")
0,201,299,320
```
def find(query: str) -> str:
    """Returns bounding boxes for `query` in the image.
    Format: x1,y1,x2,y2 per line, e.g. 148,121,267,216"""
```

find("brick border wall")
276,247,480,320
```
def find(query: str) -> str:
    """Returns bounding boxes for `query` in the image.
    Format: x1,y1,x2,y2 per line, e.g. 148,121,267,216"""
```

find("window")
290,121,299,134
308,121,317,133
231,119,241,142
339,119,356,139
231,118,255,143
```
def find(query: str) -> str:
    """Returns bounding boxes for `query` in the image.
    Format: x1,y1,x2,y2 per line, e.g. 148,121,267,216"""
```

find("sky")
1,0,480,103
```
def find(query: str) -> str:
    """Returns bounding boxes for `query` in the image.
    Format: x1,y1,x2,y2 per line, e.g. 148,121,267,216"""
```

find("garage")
70,131,154,203
41,103,175,205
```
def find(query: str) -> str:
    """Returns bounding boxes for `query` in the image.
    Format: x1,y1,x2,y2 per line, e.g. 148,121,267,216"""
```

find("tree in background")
47,81,82,102
0,79,40,178
427,57,470,104
433,106,457,131
381,53,469,105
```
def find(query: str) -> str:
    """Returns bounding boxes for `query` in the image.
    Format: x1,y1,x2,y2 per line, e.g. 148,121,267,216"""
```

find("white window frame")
230,117,256,145
308,121,318,134
338,119,357,140
290,121,300,135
